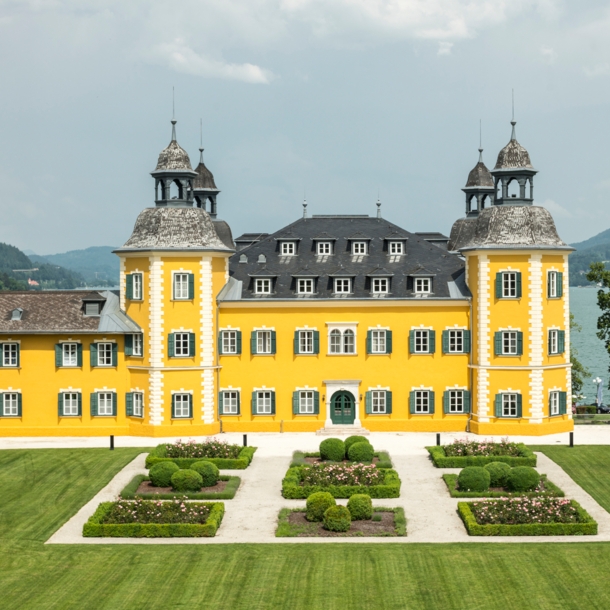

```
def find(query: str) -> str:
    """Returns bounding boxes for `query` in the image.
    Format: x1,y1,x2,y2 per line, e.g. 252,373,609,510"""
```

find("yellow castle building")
0,119,573,437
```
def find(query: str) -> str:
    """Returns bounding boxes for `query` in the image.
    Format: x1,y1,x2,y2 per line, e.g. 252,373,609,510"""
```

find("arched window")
343,329,355,353
469,195,478,212
497,180,502,200
526,178,532,199
156,180,165,201
170,180,183,200
330,329,342,353
481,195,490,209
507,178,519,198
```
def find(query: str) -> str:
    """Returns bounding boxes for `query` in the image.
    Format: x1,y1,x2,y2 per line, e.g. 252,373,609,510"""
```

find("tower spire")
171,87,177,141
478,119,483,162
199,118,204,164
511,89,516,140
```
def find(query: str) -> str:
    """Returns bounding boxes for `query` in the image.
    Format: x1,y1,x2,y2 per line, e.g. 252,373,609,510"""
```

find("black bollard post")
569,432,574,448
110,435,114,450
243,434,247,447
436,433,441,446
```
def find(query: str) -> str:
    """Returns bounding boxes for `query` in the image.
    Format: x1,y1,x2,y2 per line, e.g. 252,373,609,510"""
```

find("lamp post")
594,377,603,410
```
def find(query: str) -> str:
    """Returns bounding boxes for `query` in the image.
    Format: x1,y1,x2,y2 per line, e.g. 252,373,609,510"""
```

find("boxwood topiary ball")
348,441,375,463
484,461,512,487
457,466,490,492
191,461,219,487
170,469,203,492
347,494,373,520
306,491,336,522
323,505,352,532
506,466,540,492
149,461,180,487
344,435,371,453
319,438,345,462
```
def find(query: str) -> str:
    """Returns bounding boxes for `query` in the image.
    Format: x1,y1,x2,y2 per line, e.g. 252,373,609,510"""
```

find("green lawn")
2,447,610,609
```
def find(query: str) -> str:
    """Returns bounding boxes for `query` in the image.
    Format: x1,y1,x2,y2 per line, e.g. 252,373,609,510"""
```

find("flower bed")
290,450,392,469
427,439,536,468
282,465,401,499
458,497,597,536
443,473,564,498
83,498,225,537
276,507,406,537
145,439,257,470
120,474,241,500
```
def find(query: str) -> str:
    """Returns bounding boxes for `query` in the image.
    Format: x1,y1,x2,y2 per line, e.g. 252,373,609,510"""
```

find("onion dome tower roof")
466,148,494,187
494,121,533,169
194,148,218,189
154,120,193,171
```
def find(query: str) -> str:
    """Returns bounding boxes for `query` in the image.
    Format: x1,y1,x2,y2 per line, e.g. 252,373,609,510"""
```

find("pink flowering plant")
301,463,385,487
102,497,211,525
471,497,580,525
444,437,522,458
165,438,242,460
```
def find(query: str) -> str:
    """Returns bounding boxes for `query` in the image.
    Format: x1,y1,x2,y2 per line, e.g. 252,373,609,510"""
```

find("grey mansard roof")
223,215,469,301
116,208,234,252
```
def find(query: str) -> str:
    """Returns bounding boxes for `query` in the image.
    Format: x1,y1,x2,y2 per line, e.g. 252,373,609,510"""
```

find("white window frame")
299,330,314,354
548,271,558,298
2,343,19,367
255,278,272,294
256,390,273,414
448,390,464,413
3,392,19,416
133,273,143,300
413,330,429,353
502,393,519,417
328,327,356,354
371,329,386,354
62,343,78,367
63,392,80,416
371,390,386,414
256,330,272,354
448,330,464,353
502,331,518,355
281,242,296,255
97,342,113,367
222,390,240,415
173,273,190,300
317,241,332,255
372,278,389,294
352,241,367,255
174,332,190,357
221,330,238,354
173,393,191,418
297,278,314,294
98,392,114,416
334,278,351,294
132,334,143,357
550,391,560,416
133,392,144,417
299,390,315,414
389,241,403,255
502,272,518,298
549,329,559,354
414,390,430,413
414,277,431,294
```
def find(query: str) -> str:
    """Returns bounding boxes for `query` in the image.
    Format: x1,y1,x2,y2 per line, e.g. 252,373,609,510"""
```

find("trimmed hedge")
120,474,241,500
289,450,392,469
443,473,564,498
319,438,345,462
171,469,203,492
145,445,257,470
458,500,598,536
306,492,336,522
348,442,375,464
282,466,401,499
347,494,373,520
323,505,351,532
484,462,512,487
149,461,179,487
426,444,537,468
83,501,225,537
506,467,540,492
344,435,370,453
457,467,490,492
191,461,220,487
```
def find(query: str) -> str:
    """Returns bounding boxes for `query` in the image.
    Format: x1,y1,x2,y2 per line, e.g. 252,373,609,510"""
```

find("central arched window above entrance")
328,327,356,354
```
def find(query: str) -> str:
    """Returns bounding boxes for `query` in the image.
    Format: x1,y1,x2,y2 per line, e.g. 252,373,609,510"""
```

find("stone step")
315,426,370,436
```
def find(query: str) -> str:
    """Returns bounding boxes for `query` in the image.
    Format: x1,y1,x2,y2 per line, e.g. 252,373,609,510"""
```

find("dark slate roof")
212,219,235,250
225,216,468,300
193,158,218,190
0,290,141,334
465,161,494,187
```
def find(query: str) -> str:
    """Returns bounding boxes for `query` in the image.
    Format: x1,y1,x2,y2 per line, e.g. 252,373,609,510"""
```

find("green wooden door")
330,391,355,425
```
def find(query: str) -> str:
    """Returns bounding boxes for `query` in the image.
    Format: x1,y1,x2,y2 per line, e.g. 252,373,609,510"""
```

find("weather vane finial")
171,86,177,140
511,89,517,140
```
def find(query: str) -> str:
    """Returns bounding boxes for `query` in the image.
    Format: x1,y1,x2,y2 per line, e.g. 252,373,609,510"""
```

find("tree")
586,261,610,388
570,313,589,397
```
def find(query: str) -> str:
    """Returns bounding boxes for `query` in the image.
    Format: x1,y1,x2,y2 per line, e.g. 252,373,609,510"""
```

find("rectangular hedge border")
458,500,598,536
120,474,241,500
290,450,392,470
83,501,225,538
443,473,565,498
282,466,401,499
426,444,537,468
276,507,406,537
145,444,257,470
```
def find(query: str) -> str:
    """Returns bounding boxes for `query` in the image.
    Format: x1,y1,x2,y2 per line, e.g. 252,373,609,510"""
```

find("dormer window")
352,241,367,255
389,242,403,255
281,242,296,256
84,303,101,316
317,242,332,255
255,279,272,294
11,308,23,321
372,278,389,294
414,278,432,294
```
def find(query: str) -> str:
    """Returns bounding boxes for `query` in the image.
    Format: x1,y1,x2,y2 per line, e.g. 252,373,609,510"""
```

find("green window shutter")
16,346,20,368
494,394,502,417
270,392,276,415
189,333,196,357
171,394,176,419
409,391,415,414
251,392,257,415
124,334,133,356
0,393,3,414
217,333,223,355
558,330,565,354
365,391,372,414
270,331,276,355
559,392,567,415
557,272,564,297
386,330,392,354
495,273,502,298
442,331,449,354
409,331,415,354
90,393,98,417
386,391,392,414
463,331,471,354
547,272,552,298
77,393,82,416
494,332,502,356
126,392,133,417
188,273,195,299
429,331,436,354
463,391,471,414
55,345,62,367
126,274,133,300
218,392,224,415
236,331,242,355
516,272,522,298
236,392,241,415
516,394,523,418
77,344,83,367
188,394,193,419
313,391,320,415
0,347,3,368
90,343,98,367
429,391,435,414
58,393,63,416
250,331,257,355
292,391,299,414
168,333,175,358
313,331,320,354
516,332,523,356
548,331,552,355
366,330,372,354
17,393,22,417
443,390,449,414
112,343,118,366
112,393,117,416
293,331,300,355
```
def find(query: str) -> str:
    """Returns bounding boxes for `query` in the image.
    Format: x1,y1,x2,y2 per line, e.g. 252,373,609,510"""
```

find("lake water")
570,287,609,404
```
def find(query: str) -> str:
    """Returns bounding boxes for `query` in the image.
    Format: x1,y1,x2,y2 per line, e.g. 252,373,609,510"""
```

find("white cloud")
540,198,572,218
438,41,453,55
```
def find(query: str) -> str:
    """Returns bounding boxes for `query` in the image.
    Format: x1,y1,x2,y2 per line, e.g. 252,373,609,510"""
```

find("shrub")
506,467,540,492
347,494,373,520
348,442,375,463
484,462,512,487
323,505,351,532
166,438,242,459
171,469,203,492
344,435,370,453
191,461,220,487
149,461,179,487
457,467,490,492
319,438,345,462
306,492,336,522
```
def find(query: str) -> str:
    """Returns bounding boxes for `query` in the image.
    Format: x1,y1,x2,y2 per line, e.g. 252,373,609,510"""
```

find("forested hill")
0,243,32,272
569,229,610,286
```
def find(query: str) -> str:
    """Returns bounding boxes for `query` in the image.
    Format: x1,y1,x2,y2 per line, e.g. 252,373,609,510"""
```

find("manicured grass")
4,448,610,608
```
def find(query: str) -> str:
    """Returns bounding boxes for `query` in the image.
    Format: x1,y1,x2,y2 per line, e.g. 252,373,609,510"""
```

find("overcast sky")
1,1,610,253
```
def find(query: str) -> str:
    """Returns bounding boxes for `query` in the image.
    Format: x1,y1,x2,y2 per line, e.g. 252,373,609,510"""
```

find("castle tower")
115,120,235,436
462,148,495,217
449,121,573,435
193,147,221,218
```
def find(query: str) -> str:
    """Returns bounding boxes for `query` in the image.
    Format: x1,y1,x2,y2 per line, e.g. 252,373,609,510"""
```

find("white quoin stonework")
477,254,491,422
148,256,165,425
528,254,544,423
563,254,573,418
119,258,126,311
199,256,216,424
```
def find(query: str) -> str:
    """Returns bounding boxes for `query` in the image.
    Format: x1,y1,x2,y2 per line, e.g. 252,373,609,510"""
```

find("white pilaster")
148,255,165,424
563,254,573,417
200,256,215,423
477,254,491,421
528,254,544,422
119,257,126,311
